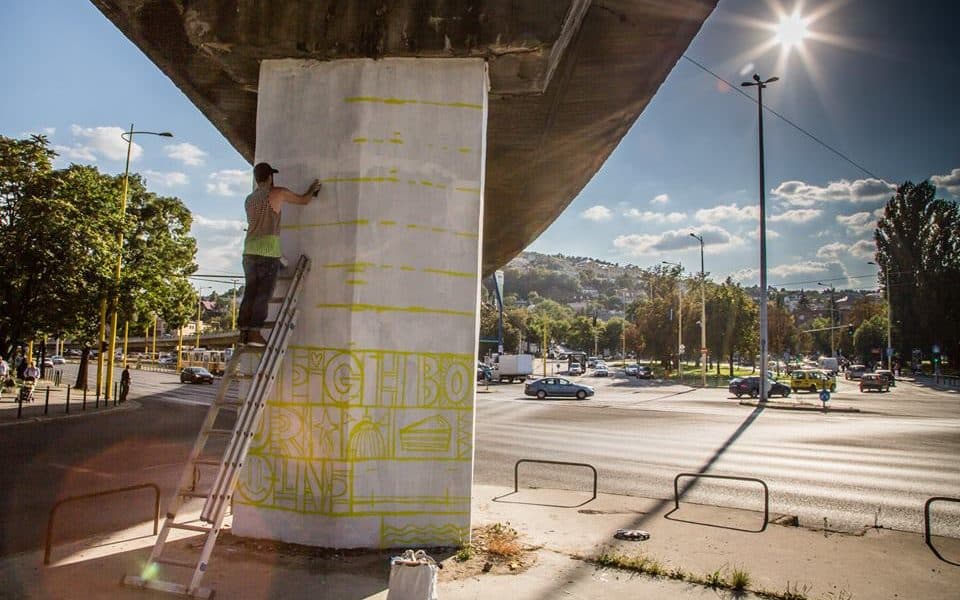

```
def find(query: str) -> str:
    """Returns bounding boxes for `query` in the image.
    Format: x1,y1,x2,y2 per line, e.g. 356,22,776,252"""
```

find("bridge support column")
232,58,487,548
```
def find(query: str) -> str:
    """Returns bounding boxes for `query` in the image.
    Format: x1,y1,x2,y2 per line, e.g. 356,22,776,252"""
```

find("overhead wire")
681,54,883,181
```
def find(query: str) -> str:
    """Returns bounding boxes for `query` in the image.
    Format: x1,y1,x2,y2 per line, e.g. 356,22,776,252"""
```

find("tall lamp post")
662,261,683,384
817,282,836,357
103,125,173,400
741,73,778,402
690,232,707,387
868,261,893,369
195,286,210,350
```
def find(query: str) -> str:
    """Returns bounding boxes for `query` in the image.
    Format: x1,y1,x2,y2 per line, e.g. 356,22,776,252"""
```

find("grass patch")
596,552,665,577
481,523,522,559
729,566,752,591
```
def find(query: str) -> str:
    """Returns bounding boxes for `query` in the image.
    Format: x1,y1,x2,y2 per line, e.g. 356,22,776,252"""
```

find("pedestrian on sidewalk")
120,365,131,403
20,362,39,403
237,162,321,346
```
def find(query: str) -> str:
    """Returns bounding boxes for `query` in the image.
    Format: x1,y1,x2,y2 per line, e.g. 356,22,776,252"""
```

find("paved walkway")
0,379,131,426
5,485,958,599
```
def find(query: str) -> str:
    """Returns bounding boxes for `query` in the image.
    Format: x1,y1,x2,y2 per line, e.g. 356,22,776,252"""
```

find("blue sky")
2,0,958,291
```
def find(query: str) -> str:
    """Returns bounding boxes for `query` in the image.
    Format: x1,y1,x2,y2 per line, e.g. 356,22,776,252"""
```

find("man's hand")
306,179,322,197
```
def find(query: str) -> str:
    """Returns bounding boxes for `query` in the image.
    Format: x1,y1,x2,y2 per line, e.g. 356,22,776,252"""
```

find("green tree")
706,280,759,376
876,180,960,368
853,315,887,365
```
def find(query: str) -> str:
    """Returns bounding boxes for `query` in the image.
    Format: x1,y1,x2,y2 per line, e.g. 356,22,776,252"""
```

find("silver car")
524,377,594,400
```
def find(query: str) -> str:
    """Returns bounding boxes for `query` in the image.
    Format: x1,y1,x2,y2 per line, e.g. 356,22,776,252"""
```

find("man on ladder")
237,162,321,346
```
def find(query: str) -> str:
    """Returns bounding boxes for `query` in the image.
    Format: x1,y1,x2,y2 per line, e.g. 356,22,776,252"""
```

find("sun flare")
775,10,809,50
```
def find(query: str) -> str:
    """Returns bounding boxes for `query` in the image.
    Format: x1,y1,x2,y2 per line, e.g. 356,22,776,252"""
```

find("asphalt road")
1,362,957,559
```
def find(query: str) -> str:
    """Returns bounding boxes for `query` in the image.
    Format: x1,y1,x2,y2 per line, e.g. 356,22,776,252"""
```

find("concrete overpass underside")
90,0,717,274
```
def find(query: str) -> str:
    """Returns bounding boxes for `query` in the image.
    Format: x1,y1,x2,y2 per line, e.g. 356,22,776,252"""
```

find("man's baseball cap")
253,162,279,182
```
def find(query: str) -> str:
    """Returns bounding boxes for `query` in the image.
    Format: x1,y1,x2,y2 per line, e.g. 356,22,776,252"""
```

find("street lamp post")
741,73,778,402
868,261,893,369
690,232,707,387
662,261,683,384
818,282,836,357
103,125,173,400
195,287,210,350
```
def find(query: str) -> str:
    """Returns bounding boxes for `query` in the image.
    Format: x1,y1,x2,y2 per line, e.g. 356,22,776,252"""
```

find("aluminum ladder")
123,255,310,598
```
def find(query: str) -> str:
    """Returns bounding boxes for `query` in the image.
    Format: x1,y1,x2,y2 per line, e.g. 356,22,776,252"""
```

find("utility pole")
819,282,836,357
663,261,683,384
691,232,707,387
869,261,893,369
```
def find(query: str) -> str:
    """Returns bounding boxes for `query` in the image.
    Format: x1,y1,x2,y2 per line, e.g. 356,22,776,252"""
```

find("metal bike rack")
514,459,597,501
923,496,960,563
44,483,160,565
673,473,769,531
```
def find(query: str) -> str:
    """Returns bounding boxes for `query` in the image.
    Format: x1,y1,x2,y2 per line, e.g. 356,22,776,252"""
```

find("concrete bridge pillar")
232,58,487,548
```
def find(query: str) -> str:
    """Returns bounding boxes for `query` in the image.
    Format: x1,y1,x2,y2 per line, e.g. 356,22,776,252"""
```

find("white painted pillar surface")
231,58,487,549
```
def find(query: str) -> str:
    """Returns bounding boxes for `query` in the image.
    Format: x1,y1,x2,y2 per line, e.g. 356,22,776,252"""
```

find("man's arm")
269,179,322,211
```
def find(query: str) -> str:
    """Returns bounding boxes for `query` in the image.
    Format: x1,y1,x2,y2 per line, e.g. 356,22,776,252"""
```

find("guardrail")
44,483,160,565
514,459,597,502
673,473,769,532
923,496,960,564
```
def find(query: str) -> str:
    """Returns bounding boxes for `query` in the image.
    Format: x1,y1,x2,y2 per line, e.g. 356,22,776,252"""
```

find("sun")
775,10,809,51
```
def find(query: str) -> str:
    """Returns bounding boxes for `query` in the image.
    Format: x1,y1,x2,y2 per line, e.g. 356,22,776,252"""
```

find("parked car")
729,376,791,398
159,356,177,367
51,355,66,365
64,349,82,358
524,377,594,400
180,367,215,384
42,358,54,369
874,369,896,387
594,366,609,377
860,373,890,393
624,364,639,376
568,363,583,375
845,364,867,380
636,365,653,379
790,369,836,393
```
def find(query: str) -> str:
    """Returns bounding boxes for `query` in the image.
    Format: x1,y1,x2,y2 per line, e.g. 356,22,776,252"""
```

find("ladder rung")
192,459,221,466
179,489,209,498
205,428,234,436
153,557,197,569
168,522,213,533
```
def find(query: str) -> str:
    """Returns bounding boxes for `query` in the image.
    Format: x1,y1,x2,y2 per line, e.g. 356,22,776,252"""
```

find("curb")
738,399,860,413
0,399,141,428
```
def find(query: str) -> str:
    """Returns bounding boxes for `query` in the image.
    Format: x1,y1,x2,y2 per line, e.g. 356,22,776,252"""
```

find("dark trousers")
238,254,280,330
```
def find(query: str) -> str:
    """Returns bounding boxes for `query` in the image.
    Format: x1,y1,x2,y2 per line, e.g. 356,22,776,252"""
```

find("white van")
818,356,839,374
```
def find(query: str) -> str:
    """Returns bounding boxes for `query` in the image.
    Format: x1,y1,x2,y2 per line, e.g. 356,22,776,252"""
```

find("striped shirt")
243,186,281,257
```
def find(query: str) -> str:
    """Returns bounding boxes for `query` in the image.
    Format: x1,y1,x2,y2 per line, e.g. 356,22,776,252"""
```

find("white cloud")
931,168,960,196
772,177,896,207
580,205,613,222
749,226,780,240
206,169,251,197
624,209,687,224
695,203,758,223
731,260,851,287
836,211,877,235
143,170,189,187
650,193,669,205
849,239,875,259
53,125,142,163
816,242,848,260
165,142,207,166
191,215,246,274
22,127,56,137
768,208,822,223
614,224,742,257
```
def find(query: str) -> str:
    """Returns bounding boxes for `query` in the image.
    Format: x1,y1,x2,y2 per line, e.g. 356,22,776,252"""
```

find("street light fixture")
868,261,893,369
817,282,836,357
103,125,173,401
690,232,707,387
662,260,684,385
741,73,778,402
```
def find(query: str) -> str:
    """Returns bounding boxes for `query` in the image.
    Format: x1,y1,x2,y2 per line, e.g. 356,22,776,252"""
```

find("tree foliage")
0,135,197,360
875,180,960,366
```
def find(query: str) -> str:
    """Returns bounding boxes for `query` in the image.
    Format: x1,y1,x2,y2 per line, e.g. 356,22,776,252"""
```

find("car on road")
790,369,836,393
594,365,609,377
729,376,791,398
859,373,890,393
845,364,867,380
524,377,594,400
874,369,896,387
636,365,653,379
624,364,638,376
568,363,582,376
159,356,177,367
51,355,66,365
42,358,54,369
64,349,82,358
180,366,215,384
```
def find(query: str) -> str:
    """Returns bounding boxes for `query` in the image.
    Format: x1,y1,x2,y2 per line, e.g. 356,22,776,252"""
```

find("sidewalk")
7,484,958,599
0,379,134,426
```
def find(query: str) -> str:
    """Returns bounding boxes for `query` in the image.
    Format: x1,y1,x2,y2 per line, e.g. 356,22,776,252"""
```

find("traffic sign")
819,390,831,403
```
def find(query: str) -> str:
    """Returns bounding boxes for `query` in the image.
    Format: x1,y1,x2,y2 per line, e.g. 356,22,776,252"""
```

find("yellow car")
790,369,837,393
